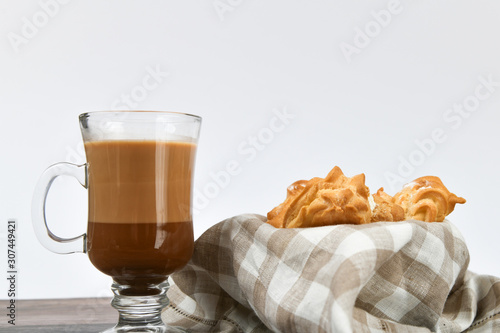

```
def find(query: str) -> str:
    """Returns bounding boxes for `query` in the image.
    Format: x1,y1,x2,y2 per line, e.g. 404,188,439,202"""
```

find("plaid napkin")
162,214,500,332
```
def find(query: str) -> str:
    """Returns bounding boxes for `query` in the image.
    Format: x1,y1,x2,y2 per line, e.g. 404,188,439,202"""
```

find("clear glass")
32,111,202,332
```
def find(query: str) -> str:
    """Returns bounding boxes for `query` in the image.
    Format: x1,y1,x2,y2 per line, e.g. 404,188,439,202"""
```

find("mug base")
102,280,186,333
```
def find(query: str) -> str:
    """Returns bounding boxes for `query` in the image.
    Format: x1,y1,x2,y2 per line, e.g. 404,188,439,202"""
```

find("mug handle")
31,162,88,254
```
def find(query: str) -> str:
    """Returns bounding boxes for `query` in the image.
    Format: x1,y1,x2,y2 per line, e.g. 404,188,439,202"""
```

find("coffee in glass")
32,111,201,332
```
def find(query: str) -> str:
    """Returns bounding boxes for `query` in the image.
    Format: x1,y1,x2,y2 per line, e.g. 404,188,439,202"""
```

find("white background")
0,0,499,300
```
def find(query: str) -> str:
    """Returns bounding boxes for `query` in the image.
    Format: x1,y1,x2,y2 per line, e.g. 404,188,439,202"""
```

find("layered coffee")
84,140,196,292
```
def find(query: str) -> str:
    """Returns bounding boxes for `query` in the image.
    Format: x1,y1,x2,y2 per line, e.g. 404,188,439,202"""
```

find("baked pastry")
393,176,466,222
267,167,466,228
370,188,405,222
266,166,371,228
267,179,311,223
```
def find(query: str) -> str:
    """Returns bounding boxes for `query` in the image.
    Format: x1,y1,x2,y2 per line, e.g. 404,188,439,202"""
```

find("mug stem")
102,280,185,333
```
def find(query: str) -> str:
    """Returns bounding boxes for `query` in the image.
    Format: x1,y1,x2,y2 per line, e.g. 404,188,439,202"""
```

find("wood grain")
1,298,116,333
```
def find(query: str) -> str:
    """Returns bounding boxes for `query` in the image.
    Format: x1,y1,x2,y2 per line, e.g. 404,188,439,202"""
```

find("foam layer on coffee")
85,140,196,224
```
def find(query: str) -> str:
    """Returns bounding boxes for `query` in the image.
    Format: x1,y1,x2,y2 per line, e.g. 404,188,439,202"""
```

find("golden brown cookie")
267,166,371,228
370,188,405,222
393,176,466,222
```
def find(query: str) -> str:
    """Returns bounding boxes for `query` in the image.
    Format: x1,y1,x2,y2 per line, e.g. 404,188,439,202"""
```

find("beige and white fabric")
162,214,500,332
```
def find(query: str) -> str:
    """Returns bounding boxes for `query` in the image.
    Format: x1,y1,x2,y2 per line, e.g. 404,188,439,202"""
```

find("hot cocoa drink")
84,140,196,293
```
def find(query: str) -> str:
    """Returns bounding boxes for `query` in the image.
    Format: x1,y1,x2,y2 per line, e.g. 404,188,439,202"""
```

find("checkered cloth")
162,214,500,332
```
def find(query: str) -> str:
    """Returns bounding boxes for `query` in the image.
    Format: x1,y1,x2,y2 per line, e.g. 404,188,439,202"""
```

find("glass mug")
32,111,201,333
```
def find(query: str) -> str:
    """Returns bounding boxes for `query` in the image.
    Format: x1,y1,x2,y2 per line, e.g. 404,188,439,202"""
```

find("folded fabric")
162,214,500,332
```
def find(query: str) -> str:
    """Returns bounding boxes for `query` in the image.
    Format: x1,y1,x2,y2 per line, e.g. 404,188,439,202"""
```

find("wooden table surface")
2,298,117,333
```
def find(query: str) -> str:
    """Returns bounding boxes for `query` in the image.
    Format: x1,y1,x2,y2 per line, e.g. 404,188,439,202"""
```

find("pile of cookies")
267,166,465,228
